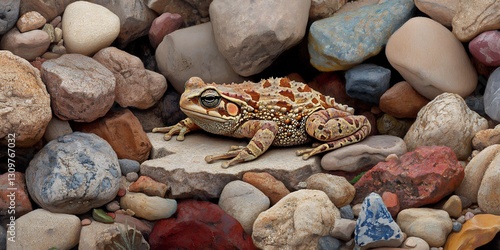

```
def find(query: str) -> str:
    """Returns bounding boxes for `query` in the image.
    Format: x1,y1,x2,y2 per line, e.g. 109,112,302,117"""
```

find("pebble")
16,10,45,32
120,192,177,221
148,12,183,48
7,209,80,250
353,146,464,210
397,208,452,247
376,114,414,138
125,172,139,182
253,190,340,249
19,1,67,23
155,22,244,93
0,172,32,217
355,193,404,249
318,236,342,250
404,93,488,160
242,172,290,205
452,0,500,42
218,180,270,234
128,175,168,197
309,0,414,71
345,64,391,104
473,124,500,151
305,173,356,208
386,17,477,99
105,200,120,212
414,0,458,27
331,218,356,241
468,30,500,67
309,0,347,20
118,159,141,175
321,135,407,172
445,214,500,249
442,195,462,218
0,27,51,61
41,53,116,122
340,205,355,220
382,191,401,217
379,81,430,118
0,50,52,147
0,0,19,34
452,221,462,232
484,67,500,122
79,220,149,249
209,0,310,76
62,1,120,55
43,116,73,142
25,132,121,214
401,236,431,250
81,218,92,226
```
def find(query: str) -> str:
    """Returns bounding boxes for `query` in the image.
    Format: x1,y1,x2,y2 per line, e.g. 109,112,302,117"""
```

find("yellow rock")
445,214,500,250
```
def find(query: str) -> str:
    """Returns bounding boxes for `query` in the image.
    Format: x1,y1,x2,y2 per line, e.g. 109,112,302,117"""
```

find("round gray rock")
25,132,121,214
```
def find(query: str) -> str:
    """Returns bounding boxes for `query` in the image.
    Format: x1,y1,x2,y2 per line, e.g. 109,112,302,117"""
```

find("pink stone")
469,30,500,67
148,12,183,48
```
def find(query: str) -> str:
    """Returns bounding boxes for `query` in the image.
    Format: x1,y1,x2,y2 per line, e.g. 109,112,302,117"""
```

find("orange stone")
444,214,500,249
382,191,400,218
128,175,168,197
242,172,290,205
379,81,430,118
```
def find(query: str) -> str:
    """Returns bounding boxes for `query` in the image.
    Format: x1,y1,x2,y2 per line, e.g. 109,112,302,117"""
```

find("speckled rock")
210,0,310,76
321,135,407,172
309,0,414,71
219,180,270,234
469,30,500,67
484,67,500,122
0,0,20,35
120,192,176,221
414,0,458,27
25,132,121,214
345,64,391,104
253,189,340,249
304,173,355,208
355,193,404,249
379,81,430,118
0,50,52,147
445,214,500,249
40,53,116,122
452,0,500,42
242,172,290,205
16,11,46,32
0,28,51,61
404,93,488,160
473,124,500,150
386,17,477,99
309,0,347,20
148,12,183,48
397,208,452,247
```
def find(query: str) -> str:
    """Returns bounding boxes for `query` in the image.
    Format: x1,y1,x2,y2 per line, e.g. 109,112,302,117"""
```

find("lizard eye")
200,89,221,108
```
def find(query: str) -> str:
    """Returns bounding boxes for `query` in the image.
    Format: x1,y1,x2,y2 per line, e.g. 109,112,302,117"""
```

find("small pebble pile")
1,0,500,249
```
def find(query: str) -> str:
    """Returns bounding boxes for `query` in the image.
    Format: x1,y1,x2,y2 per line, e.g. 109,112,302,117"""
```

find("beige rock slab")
452,0,500,42
140,133,322,199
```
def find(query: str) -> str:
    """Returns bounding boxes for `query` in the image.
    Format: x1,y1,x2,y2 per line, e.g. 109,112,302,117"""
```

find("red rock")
353,146,464,209
242,172,290,205
149,200,257,250
382,191,400,217
469,30,500,67
379,81,430,118
0,172,32,218
128,176,168,197
117,188,127,197
72,108,152,162
148,12,183,48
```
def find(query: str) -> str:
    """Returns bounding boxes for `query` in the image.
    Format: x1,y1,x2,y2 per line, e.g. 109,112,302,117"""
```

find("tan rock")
120,192,176,221
379,81,430,118
472,124,500,151
414,0,458,27
43,116,72,142
476,145,500,215
0,28,51,61
445,214,500,249
16,11,46,32
396,208,452,247
442,195,462,218
305,173,355,208
19,0,74,22
452,0,500,42
242,172,290,205
309,0,347,20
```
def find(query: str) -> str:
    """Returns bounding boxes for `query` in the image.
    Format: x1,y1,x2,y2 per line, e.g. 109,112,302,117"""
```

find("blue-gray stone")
484,67,500,122
0,0,20,35
118,159,140,175
308,0,414,71
345,64,391,104
340,205,355,220
452,221,462,232
465,95,485,116
0,225,6,249
355,192,404,249
25,132,121,214
318,236,342,250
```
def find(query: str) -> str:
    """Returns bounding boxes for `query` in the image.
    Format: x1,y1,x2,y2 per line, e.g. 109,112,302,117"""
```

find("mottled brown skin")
153,77,371,168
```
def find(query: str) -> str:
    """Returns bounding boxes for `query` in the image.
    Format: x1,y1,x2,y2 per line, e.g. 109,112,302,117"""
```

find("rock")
156,22,244,93
79,220,149,249
73,108,152,162
331,218,356,241
87,0,157,47
106,200,120,212
442,195,462,218
0,50,52,147
93,47,167,109
141,133,322,199
218,180,270,234
0,225,5,250
0,27,51,61
113,213,153,237
62,1,120,55
25,132,121,214
16,11,46,32
253,189,340,249
353,146,464,210
304,173,355,208
469,30,500,67
125,172,139,182
401,237,430,250
120,192,176,221
128,175,168,197
309,0,347,20
382,191,401,218
386,17,477,99
149,199,256,249
242,172,290,205
118,159,141,175
41,53,116,122
309,0,414,71
468,145,500,215
321,135,407,172
376,114,413,138
414,0,458,27
404,93,488,160
144,0,210,26
6,209,80,250
355,193,404,249
452,0,500,42
43,117,72,142
148,12,183,48
210,0,310,76
452,221,462,232
340,205,355,220
318,236,342,250
484,67,500,122
345,64,391,104
473,124,500,150
379,81,430,118
445,214,500,249
0,172,32,218
396,208,452,247
0,0,20,35
19,0,72,22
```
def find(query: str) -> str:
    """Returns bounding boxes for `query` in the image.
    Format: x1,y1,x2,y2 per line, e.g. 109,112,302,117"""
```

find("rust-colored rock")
382,191,400,217
72,108,152,162
379,81,430,118
128,176,168,197
353,146,464,209
242,172,290,205
445,214,500,249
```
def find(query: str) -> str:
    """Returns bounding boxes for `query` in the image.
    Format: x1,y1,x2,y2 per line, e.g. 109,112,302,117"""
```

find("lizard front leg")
152,118,200,141
205,120,279,168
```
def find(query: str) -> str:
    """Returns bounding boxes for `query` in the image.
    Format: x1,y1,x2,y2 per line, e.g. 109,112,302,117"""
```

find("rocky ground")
1,0,500,249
